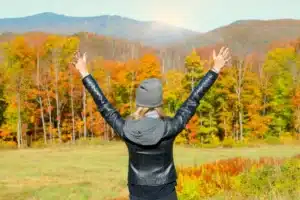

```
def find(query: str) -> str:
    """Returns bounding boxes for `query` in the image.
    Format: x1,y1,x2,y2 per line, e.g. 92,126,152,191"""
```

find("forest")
0,32,300,148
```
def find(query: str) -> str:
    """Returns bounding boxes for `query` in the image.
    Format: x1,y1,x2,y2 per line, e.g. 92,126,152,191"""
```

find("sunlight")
159,15,184,27
152,7,185,27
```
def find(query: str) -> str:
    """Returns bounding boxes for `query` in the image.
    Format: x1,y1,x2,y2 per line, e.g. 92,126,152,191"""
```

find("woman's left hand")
72,51,89,78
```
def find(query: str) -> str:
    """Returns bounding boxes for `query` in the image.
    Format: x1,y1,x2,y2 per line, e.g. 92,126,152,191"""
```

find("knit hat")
135,78,163,108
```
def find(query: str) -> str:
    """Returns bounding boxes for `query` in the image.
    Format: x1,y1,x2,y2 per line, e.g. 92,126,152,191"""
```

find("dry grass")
0,142,300,200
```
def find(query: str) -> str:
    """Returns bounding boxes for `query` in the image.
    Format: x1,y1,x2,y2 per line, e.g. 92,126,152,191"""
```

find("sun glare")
152,7,185,27
160,15,183,27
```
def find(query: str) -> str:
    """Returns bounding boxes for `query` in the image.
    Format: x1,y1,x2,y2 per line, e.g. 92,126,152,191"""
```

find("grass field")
0,142,300,200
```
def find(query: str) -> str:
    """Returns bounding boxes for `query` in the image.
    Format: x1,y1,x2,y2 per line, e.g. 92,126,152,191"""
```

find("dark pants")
129,190,178,200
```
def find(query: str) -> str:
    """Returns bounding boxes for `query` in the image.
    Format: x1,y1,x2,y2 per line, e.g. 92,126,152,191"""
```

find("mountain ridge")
171,18,300,56
1,13,300,62
0,12,199,47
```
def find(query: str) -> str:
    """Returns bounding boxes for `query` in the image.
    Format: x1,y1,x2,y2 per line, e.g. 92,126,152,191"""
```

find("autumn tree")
182,50,219,143
2,36,35,148
263,47,296,136
43,36,79,142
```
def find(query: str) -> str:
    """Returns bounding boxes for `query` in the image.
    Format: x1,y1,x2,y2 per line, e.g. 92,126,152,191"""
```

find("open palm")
72,51,89,77
212,47,231,71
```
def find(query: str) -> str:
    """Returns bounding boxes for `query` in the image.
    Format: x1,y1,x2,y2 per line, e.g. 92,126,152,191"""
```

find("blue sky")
1,0,300,32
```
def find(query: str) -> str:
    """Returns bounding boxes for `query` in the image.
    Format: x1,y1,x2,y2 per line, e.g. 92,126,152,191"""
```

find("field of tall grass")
0,142,299,200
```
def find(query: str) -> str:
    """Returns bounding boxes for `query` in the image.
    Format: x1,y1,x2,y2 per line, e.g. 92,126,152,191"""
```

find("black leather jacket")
82,70,218,186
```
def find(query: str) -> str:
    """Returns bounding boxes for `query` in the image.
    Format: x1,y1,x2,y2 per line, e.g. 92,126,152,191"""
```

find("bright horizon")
0,0,300,32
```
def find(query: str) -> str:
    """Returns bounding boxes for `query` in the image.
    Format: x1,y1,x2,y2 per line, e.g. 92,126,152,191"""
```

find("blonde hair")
131,106,166,120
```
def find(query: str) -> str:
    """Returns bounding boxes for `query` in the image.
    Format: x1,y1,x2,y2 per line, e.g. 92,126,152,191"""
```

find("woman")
72,47,231,200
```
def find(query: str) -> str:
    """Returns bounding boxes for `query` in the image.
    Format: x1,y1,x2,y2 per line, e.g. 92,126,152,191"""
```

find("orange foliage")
113,155,300,200
135,54,161,82
186,115,201,143
0,129,10,137
176,156,289,196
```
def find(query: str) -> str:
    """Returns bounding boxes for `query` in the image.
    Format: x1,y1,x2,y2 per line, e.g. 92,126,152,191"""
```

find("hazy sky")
1,0,300,32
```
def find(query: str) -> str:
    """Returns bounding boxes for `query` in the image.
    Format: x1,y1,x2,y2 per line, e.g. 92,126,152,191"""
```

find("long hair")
131,106,166,120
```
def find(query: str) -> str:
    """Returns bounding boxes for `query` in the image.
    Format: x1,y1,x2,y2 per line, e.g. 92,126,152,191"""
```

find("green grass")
0,142,300,200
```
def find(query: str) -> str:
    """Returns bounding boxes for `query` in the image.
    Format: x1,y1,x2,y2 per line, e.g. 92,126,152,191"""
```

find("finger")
226,55,231,61
212,50,216,60
225,57,232,63
83,52,87,62
222,48,230,58
218,46,226,56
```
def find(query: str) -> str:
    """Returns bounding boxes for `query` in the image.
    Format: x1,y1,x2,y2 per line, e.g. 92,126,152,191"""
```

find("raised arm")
164,47,231,138
72,51,125,138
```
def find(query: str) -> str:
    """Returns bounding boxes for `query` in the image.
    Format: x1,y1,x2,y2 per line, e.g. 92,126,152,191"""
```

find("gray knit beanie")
135,78,163,108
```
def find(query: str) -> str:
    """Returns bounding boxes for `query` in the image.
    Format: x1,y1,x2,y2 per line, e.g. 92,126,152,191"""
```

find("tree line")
0,34,300,147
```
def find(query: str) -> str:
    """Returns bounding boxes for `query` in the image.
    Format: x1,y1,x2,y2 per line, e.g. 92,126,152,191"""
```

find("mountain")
2,15,300,70
172,19,300,56
0,12,199,47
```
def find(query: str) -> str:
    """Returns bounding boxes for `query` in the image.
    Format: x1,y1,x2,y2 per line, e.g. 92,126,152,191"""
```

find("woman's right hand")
72,51,89,78
212,47,231,72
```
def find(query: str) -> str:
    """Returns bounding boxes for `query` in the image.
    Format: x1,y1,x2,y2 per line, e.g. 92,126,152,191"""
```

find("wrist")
80,71,90,79
211,66,221,73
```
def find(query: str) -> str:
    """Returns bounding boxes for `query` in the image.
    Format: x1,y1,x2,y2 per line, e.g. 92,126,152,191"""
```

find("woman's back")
124,116,177,186
81,68,219,200
73,47,231,200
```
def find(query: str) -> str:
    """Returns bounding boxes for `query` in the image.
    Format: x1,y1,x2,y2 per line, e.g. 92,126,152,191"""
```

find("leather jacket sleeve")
82,74,125,138
164,70,219,138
